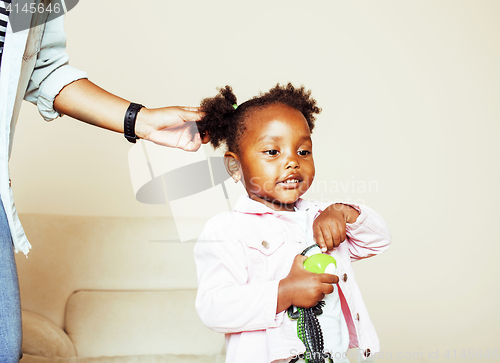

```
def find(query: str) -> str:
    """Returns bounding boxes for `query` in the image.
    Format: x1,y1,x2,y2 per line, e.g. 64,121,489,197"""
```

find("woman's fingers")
177,106,204,121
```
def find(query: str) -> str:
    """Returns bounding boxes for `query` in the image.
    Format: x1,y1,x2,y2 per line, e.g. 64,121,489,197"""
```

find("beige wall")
10,1,500,362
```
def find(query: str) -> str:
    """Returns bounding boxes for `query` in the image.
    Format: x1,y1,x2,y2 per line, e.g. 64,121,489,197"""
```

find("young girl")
194,84,391,363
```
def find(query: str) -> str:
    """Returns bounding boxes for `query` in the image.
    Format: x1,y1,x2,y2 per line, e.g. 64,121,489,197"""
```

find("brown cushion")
22,310,76,358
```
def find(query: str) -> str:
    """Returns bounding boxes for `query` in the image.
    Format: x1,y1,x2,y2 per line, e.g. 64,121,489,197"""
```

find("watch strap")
124,103,144,143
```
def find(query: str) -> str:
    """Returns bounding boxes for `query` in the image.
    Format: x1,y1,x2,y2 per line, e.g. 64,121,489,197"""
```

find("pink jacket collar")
233,195,322,216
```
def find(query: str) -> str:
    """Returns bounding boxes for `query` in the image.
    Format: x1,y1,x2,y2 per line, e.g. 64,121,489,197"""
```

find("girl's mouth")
277,178,302,188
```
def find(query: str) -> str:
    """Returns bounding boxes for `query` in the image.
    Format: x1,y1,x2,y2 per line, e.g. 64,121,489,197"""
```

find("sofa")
15,214,225,362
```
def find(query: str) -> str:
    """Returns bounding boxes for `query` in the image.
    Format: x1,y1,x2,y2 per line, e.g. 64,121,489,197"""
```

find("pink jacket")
194,196,391,363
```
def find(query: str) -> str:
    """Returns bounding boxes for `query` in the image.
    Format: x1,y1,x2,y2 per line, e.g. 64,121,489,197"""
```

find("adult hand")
53,79,209,151
135,106,208,151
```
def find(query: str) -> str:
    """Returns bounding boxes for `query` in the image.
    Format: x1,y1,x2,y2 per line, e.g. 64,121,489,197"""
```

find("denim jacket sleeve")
24,14,87,121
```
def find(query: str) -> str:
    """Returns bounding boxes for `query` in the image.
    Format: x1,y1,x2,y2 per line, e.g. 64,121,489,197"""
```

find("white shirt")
275,209,350,362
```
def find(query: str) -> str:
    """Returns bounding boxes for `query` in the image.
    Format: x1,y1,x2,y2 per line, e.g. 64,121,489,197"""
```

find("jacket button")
364,349,371,358
356,313,360,321
261,240,270,249
342,273,348,282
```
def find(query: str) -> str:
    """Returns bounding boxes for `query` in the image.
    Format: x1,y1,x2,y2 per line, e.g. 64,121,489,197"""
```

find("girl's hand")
313,203,360,253
277,255,338,313
135,106,208,151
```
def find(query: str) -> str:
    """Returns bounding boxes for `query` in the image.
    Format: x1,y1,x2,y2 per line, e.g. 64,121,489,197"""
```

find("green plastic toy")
303,253,337,274
288,244,336,363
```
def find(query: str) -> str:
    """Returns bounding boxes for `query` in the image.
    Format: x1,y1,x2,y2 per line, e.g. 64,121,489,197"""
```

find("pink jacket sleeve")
194,216,283,334
343,204,391,262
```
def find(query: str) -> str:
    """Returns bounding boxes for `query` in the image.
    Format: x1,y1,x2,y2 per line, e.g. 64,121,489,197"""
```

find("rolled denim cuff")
37,65,88,121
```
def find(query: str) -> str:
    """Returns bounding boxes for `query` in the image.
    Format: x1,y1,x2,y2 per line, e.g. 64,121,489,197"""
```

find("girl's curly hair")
197,83,321,154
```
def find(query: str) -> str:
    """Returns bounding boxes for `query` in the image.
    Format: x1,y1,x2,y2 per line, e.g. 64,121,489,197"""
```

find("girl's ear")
224,152,242,183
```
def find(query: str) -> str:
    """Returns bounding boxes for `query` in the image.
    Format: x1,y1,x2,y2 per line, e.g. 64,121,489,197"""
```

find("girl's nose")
285,155,300,169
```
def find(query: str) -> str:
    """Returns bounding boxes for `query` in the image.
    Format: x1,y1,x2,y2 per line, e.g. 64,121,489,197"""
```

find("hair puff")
197,83,321,153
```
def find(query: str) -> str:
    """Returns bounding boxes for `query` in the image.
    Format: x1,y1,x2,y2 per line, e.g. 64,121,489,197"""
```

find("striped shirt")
0,0,10,57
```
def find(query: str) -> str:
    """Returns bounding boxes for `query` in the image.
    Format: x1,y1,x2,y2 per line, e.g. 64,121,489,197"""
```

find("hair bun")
197,85,239,149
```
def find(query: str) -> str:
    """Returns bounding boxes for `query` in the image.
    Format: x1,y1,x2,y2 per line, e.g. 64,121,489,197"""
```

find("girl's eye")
298,150,311,156
264,150,279,156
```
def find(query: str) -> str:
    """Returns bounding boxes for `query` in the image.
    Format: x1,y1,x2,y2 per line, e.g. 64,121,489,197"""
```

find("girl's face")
231,103,315,211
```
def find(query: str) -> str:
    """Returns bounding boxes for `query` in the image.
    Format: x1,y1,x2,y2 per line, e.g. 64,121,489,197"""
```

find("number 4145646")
5,2,62,14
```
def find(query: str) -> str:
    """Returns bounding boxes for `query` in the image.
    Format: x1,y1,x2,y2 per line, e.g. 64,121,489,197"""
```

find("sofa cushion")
22,310,77,358
20,353,225,363
65,290,224,358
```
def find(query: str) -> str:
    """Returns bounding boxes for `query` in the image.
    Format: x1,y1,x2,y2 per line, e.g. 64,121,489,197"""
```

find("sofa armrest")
22,310,76,358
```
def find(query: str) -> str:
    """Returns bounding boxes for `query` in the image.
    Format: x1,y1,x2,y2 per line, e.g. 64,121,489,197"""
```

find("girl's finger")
323,284,334,295
339,221,347,244
313,224,327,252
319,273,339,284
331,221,342,248
335,220,347,247
320,223,334,252
293,254,308,267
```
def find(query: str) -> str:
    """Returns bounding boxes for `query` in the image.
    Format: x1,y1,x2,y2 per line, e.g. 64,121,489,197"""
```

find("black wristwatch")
124,103,144,143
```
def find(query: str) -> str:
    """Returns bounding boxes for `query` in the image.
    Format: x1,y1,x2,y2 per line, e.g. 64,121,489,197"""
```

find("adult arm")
53,79,204,151
24,15,204,151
